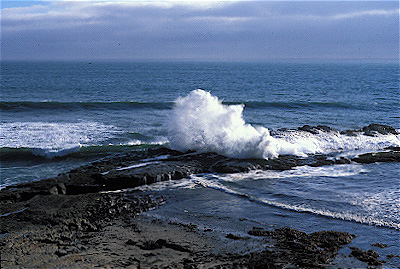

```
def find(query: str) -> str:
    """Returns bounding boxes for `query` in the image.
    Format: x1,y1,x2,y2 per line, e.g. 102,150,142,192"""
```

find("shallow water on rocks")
140,161,400,268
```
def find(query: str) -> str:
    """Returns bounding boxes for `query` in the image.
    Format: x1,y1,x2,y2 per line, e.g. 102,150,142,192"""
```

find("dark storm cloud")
1,1,398,61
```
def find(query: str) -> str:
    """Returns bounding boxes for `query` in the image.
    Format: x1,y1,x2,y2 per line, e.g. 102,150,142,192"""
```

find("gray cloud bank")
1,1,399,61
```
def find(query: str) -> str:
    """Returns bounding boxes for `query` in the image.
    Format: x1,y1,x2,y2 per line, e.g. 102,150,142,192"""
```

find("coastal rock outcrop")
1,146,399,202
1,123,399,268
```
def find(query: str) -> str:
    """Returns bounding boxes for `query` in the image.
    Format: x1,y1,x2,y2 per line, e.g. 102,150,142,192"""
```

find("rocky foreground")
1,124,399,268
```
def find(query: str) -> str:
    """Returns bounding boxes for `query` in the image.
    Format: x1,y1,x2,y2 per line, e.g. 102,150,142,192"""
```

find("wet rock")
37,238,60,244
361,123,398,136
55,249,68,257
137,239,191,253
308,230,355,251
239,227,356,268
298,125,338,134
334,157,352,164
274,229,355,267
2,145,398,204
226,233,242,240
349,247,385,266
353,151,400,164
387,254,400,259
273,227,308,240
248,229,273,236
371,243,388,248
139,240,162,250
1,123,399,204
308,155,335,167
385,146,400,151
340,129,358,136
155,239,191,253
125,239,136,246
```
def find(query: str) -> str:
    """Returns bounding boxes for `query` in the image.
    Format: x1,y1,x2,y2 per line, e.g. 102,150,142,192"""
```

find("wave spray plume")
168,89,310,159
168,90,400,159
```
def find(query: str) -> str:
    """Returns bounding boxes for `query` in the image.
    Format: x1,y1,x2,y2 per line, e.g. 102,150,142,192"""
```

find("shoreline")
1,189,378,268
1,133,399,268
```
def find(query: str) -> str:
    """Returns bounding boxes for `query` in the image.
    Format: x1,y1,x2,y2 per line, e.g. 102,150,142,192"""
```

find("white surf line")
101,161,161,175
194,177,400,230
116,161,161,171
1,208,27,217
140,155,170,162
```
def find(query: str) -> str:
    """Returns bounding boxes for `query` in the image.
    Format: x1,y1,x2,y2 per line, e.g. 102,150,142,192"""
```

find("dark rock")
155,239,191,253
353,151,400,164
37,238,60,244
299,125,320,134
55,249,68,257
239,227,356,268
341,124,398,137
125,239,136,246
298,125,338,134
371,243,388,248
387,254,400,259
340,130,358,136
139,240,163,250
308,155,335,167
349,247,385,266
2,144,398,204
273,227,307,240
361,123,398,136
137,239,191,253
385,146,400,151
248,229,273,236
308,231,356,251
334,157,351,164
245,249,280,269
226,233,242,240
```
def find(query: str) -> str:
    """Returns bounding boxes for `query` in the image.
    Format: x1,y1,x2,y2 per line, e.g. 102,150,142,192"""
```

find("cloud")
1,1,398,61
331,9,399,20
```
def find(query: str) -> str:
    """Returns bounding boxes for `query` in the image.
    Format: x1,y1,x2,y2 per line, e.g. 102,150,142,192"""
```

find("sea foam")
168,89,400,159
0,122,121,158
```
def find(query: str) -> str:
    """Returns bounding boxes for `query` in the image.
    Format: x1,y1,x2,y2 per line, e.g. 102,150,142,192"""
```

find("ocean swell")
0,101,173,111
0,143,166,161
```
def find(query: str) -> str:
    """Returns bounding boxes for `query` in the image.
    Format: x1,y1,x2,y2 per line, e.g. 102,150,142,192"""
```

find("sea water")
1,61,399,266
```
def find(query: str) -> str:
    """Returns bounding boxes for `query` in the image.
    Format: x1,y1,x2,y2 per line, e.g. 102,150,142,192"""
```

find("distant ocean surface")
1,61,400,266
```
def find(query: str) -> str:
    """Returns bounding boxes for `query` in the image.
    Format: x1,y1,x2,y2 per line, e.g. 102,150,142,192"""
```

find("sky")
1,1,399,61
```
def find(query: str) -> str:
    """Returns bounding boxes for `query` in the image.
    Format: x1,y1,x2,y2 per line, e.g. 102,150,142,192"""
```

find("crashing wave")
168,89,400,159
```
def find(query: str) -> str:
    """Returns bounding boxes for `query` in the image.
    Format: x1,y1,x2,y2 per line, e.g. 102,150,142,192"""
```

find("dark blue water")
1,61,399,266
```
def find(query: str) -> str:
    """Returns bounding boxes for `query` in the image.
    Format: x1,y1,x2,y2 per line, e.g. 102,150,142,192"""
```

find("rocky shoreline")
0,189,368,268
1,124,399,268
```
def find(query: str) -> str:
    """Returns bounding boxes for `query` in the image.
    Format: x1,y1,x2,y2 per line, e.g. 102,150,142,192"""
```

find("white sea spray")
168,89,400,159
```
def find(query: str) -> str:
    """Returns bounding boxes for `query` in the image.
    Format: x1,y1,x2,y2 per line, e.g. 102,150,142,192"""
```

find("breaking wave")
168,89,400,159
0,121,167,160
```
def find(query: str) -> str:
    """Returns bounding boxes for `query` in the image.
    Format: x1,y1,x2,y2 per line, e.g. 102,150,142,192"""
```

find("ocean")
1,61,399,266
